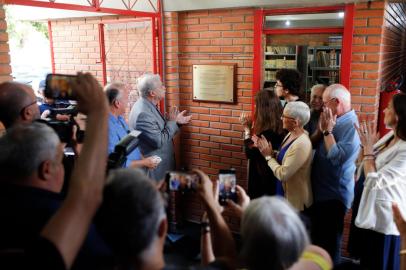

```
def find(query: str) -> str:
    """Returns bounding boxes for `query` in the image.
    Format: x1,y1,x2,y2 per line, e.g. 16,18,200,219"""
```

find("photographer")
105,82,160,169
0,73,112,269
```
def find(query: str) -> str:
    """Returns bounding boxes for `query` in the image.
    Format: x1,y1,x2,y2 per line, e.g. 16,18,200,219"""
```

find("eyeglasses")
275,83,283,88
19,100,37,115
323,98,336,106
281,114,296,121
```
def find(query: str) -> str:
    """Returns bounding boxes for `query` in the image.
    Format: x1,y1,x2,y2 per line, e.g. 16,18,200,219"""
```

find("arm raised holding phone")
39,72,109,269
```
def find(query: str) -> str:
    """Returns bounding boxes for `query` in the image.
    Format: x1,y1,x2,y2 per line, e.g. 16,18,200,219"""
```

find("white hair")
325,84,351,107
284,101,310,127
310,84,326,95
0,122,60,180
241,196,309,270
137,73,162,98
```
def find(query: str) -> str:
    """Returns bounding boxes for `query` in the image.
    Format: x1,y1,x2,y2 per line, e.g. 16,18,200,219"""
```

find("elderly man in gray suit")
129,73,192,181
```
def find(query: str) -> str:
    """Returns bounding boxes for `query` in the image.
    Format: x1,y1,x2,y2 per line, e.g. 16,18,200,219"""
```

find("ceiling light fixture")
285,20,291,26
338,12,344,18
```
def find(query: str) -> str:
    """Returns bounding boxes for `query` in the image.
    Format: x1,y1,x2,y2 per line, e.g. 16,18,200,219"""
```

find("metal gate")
101,19,156,114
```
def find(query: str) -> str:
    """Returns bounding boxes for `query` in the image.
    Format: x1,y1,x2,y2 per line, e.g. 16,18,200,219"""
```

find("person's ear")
21,107,32,121
158,218,167,239
113,99,120,109
38,160,53,181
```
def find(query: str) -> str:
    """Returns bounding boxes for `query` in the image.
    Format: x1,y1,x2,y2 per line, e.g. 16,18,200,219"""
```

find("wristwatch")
323,130,332,136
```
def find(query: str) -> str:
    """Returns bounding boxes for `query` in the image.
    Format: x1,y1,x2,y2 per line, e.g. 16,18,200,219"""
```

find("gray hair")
241,196,309,270
104,82,125,105
96,168,166,263
0,122,60,181
284,101,310,127
137,73,162,98
325,84,351,107
310,84,326,95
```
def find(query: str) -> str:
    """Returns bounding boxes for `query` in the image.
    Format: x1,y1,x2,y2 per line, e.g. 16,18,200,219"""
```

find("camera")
107,130,142,171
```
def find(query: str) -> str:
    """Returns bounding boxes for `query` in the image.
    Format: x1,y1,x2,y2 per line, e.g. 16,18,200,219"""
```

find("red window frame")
252,4,354,112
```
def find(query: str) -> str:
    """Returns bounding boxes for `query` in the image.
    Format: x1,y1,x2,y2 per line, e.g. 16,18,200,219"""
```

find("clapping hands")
354,120,379,155
257,135,274,157
319,107,337,132
168,106,192,125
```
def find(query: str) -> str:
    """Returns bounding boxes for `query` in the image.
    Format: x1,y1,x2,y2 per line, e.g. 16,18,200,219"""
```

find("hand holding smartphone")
167,171,199,191
218,169,237,205
44,74,77,100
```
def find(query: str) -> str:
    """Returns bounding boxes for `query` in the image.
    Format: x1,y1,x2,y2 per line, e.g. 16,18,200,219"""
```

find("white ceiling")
6,0,372,21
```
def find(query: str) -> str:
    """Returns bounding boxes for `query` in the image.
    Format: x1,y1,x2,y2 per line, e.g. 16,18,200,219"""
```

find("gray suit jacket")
129,98,179,181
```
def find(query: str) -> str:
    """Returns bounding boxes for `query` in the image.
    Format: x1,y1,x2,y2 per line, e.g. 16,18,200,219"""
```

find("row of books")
308,50,341,68
266,46,296,54
264,59,297,69
328,36,342,46
265,70,277,81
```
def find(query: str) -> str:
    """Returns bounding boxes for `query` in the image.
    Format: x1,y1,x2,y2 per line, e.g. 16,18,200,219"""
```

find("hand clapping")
319,107,337,132
354,120,378,155
257,135,273,157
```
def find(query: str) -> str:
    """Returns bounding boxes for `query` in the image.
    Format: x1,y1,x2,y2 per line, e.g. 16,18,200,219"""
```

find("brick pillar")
0,5,12,82
350,1,386,120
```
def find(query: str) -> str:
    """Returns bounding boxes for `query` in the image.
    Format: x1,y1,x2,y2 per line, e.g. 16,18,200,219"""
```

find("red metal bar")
263,27,343,34
264,5,344,15
93,0,100,10
340,4,354,89
151,17,157,74
47,20,55,73
252,9,263,115
157,0,163,78
157,0,165,114
100,17,151,24
4,0,159,17
98,24,107,86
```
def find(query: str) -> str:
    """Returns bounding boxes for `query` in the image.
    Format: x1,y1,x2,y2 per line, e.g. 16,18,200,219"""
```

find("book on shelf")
266,46,296,54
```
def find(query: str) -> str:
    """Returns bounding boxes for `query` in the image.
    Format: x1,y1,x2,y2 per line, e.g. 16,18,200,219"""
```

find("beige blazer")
267,133,313,210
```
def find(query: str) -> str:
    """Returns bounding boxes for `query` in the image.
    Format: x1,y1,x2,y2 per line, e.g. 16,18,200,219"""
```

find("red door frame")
252,4,354,112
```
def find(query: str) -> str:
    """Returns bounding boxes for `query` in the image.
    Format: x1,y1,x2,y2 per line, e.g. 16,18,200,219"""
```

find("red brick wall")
0,5,12,131
0,5,11,83
167,8,253,184
163,8,253,225
350,1,386,120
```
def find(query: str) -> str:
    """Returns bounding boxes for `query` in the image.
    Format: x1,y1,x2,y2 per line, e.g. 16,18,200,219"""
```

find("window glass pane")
265,12,344,29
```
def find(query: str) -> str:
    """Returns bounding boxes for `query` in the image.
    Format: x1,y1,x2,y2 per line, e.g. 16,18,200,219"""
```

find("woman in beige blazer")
257,101,313,211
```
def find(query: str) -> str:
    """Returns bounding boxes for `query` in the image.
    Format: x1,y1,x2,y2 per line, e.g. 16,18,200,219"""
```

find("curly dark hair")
275,69,303,97
392,93,406,141
254,89,283,135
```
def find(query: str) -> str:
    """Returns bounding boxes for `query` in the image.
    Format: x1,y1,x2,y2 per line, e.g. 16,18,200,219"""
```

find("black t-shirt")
1,237,65,270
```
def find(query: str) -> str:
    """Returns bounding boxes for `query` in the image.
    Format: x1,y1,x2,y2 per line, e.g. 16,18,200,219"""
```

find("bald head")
0,82,40,128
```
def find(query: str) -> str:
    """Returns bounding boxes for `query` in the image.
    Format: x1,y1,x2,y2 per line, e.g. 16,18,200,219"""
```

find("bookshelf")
263,45,298,88
306,46,341,90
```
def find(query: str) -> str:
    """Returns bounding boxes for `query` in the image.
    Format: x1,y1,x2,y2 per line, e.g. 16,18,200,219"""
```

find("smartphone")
166,171,199,191
44,74,77,100
218,169,237,205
